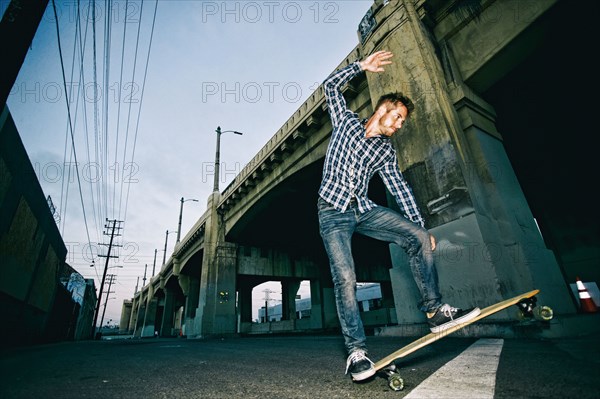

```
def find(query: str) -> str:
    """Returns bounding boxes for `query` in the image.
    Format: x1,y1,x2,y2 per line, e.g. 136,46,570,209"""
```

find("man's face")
378,103,408,137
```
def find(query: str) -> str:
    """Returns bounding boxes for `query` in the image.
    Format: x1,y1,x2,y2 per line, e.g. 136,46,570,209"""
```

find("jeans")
318,197,441,353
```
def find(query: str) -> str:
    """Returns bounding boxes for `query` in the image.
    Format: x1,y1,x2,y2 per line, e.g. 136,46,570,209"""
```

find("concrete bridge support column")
134,302,146,337
237,279,254,325
141,298,158,337
309,279,324,329
358,0,575,325
194,192,221,337
321,282,340,330
160,288,176,337
210,242,238,335
179,275,199,336
194,192,240,337
281,280,301,321
379,280,396,322
128,295,139,334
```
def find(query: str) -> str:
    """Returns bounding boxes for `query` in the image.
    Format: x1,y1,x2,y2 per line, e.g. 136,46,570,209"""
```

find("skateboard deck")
373,289,552,391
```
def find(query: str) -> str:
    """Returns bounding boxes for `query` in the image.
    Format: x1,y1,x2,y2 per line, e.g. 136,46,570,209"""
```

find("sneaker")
345,349,375,381
428,304,481,333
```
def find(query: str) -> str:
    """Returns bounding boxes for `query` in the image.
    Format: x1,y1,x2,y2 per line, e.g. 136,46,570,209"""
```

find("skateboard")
373,289,553,391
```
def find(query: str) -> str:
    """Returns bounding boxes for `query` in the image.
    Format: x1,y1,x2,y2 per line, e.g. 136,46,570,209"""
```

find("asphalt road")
1,332,599,398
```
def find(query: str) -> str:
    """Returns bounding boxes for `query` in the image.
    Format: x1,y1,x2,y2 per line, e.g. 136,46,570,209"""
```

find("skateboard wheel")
534,305,553,321
388,374,404,391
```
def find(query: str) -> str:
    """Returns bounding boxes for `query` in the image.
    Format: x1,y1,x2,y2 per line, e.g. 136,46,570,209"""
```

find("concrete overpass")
126,0,594,339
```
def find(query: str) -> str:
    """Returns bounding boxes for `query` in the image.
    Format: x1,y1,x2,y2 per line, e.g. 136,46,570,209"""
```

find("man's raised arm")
323,51,393,128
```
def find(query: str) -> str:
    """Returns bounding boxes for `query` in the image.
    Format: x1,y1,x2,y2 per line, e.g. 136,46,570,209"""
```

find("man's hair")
375,92,415,117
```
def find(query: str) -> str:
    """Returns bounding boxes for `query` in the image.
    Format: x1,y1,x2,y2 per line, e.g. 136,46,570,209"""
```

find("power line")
121,0,159,225
76,0,102,249
112,0,130,221
51,0,96,279
118,0,146,223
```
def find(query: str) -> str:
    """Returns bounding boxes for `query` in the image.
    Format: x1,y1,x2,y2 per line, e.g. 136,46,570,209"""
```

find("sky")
4,0,373,325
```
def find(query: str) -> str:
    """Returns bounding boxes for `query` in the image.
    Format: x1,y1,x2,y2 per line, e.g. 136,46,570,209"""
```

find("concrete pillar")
160,288,176,337
380,281,394,308
210,242,238,334
194,192,221,337
281,280,301,321
358,0,575,326
181,275,199,336
194,193,240,336
134,302,146,337
452,88,575,314
321,282,339,330
128,295,140,333
141,298,158,337
237,280,254,324
309,279,324,329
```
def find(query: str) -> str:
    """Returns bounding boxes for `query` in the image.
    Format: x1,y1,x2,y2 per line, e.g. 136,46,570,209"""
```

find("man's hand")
429,234,437,252
359,50,393,73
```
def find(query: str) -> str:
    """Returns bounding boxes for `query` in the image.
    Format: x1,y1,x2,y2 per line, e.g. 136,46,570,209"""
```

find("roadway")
1,331,599,398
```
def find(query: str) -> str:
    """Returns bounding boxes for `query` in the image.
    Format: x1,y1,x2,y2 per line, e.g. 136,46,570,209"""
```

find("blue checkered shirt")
318,62,425,227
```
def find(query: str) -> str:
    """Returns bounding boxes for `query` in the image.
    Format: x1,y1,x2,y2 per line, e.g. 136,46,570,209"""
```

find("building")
0,105,95,345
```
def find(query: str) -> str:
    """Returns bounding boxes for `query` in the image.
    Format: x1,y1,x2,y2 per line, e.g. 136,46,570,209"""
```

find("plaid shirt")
318,62,425,227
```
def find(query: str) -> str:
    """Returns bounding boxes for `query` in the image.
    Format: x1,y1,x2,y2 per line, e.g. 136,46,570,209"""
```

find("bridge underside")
129,0,596,339
226,160,393,272
227,161,398,334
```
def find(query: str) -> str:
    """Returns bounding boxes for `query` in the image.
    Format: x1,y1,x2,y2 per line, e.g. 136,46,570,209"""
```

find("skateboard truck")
517,296,553,321
516,296,537,317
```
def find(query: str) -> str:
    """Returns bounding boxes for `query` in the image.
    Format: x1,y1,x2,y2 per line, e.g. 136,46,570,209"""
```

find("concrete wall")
0,105,76,344
358,0,575,323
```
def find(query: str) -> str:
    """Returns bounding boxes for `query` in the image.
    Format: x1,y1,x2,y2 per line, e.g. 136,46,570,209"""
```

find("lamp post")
177,197,198,243
162,230,176,265
213,126,243,192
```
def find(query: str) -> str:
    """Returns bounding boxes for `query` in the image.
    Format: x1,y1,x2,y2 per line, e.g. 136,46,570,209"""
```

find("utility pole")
152,249,157,277
92,219,122,339
177,197,198,242
99,274,117,332
213,127,243,192
162,230,175,265
143,264,148,286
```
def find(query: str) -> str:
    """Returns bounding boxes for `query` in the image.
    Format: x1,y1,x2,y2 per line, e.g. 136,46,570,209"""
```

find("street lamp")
213,126,243,192
177,197,199,243
162,230,177,265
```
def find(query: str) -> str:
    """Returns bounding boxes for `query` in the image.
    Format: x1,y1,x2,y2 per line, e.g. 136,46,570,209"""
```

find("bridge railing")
219,46,363,209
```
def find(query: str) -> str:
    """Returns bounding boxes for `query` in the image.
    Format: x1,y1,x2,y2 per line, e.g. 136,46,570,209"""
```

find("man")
317,50,481,382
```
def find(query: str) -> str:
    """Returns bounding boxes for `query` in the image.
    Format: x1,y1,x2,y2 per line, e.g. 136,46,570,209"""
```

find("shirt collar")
360,117,389,139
